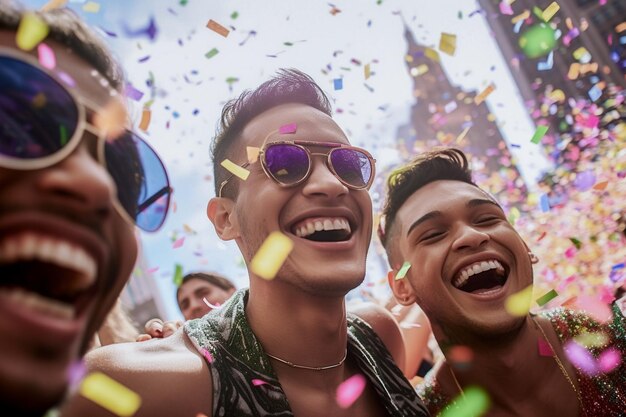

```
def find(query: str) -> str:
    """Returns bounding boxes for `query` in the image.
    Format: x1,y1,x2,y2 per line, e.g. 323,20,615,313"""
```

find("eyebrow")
405,198,502,237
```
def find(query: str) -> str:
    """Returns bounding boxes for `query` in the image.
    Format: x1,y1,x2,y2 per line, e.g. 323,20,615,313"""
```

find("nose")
35,141,116,220
451,223,490,251
301,157,348,199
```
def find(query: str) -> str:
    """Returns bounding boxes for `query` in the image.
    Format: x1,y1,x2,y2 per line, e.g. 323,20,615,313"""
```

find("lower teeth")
0,288,74,319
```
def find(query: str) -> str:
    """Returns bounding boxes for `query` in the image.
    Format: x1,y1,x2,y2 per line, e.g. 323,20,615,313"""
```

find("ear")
387,269,417,306
207,197,240,240
520,239,539,264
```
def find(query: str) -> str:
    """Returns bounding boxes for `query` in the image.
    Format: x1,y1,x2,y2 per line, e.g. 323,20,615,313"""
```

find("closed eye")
476,216,500,224
421,231,445,241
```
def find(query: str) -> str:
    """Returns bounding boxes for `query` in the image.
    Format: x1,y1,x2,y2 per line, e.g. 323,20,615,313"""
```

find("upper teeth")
0,233,97,289
453,260,504,288
294,217,351,238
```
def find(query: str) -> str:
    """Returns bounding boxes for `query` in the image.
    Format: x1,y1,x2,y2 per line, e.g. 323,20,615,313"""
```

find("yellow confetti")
16,13,49,51
82,1,101,13
567,63,581,80
541,2,559,22
456,126,470,144
40,0,67,11
246,146,260,164
364,63,371,80
250,231,293,280
439,32,457,56
511,10,530,24
221,159,250,181
505,285,533,317
424,47,440,62
138,108,151,132
474,84,495,105
572,46,590,61
80,372,141,417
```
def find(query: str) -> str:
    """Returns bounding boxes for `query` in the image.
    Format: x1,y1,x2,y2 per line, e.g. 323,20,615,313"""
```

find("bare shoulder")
60,329,213,417
349,302,405,369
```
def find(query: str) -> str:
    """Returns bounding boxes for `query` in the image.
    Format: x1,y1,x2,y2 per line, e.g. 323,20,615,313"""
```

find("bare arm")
60,330,213,417
398,305,432,378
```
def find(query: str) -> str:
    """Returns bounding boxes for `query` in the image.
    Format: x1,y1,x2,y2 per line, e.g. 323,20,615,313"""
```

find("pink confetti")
499,1,513,15
172,236,185,249
598,348,621,373
251,379,267,386
37,43,56,69
201,348,214,363
575,295,612,323
202,298,222,309
147,266,160,273
278,123,297,134
538,337,553,357
564,340,597,375
66,360,86,389
336,374,366,409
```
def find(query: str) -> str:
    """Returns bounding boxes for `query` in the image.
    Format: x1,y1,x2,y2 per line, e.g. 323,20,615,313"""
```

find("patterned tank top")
185,289,429,416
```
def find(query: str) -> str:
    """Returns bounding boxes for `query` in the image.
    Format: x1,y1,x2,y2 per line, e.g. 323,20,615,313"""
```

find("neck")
246,279,349,373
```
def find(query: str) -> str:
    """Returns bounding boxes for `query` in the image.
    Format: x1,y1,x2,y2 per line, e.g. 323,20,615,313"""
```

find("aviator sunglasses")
0,48,171,232
218,140,376,197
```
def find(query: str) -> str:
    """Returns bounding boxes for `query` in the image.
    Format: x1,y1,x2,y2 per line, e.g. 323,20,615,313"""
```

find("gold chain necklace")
446,317,584,412
266,349,347,371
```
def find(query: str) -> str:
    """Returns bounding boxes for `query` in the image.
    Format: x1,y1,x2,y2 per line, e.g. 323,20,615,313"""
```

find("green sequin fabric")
185,289,428,417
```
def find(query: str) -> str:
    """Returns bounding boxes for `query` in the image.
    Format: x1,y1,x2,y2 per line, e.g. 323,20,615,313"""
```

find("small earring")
528,252,539,264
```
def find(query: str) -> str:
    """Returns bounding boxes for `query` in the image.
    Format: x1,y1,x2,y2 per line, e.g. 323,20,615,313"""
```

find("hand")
135,318,183,341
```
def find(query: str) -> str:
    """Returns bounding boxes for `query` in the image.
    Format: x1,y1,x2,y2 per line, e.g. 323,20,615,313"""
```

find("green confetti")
59,125,68,146
179,0,188,5
231,11,239,19
205,48,219,59
225,77,239,84
569,237,582,250
532,6,544,20
531,125,549,144
395,261,411,280
536,289,558,306
173,263,183,287
439,386,490,417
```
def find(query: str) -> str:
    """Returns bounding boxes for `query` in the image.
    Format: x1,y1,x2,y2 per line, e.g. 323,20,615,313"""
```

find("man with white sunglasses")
0,2,171,415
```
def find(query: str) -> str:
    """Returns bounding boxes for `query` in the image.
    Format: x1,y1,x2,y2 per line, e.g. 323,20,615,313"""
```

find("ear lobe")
207,197,240,240
388,269,416,306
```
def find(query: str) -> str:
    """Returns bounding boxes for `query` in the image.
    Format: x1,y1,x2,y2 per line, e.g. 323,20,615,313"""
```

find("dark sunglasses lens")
0,56,78,159
330,148,372,188
104,132,171,232
264,144,309,185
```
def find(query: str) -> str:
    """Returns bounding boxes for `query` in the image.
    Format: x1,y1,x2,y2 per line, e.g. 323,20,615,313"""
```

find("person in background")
0,1,171,415
380,147,625,416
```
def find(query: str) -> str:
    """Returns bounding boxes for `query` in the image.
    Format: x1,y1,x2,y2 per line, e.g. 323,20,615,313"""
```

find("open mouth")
291,217,353,243
452,260,509,294
0,233,98,321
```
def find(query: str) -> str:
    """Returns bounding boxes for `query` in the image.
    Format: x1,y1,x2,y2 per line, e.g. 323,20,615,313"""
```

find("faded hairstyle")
211,68,332,199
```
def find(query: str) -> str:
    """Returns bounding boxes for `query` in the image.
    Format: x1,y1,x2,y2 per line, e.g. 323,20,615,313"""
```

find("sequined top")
416,305,626,416
185,289,429,417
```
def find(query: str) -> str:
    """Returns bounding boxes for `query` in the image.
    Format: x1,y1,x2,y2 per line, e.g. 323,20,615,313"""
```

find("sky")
20,0,552,320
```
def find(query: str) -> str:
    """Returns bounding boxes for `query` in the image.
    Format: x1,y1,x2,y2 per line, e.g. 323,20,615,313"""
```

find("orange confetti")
206,19,229,37
139,108,151,132
474,84,495,105
592,181,608,191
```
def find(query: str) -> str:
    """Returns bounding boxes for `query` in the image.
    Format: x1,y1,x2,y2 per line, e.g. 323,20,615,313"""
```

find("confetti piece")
536,289,558,306
202,298,221,309
541,2,560,22
456,126,470,144
564,340,598,375
172,237,185,249
531,125,549,144
572,46,590,61
93,98,127,140
67,360,87,389
80,372,141,417
439,386,490,417
35,42,57,70
173,263,183,287
575,295,612,323
16,13,49,51
279,123,297,134
250,232,293,280
124,84,144,101
499,1,513,15
424,47,440,62
588,85,602,102
447,345,474,368
364,63,371,80
251,379,267,386
395,261,411,280
519,23,556,58
537,337,553,356
147,266,159,274
592,180,608,191
537,51,554,71
598,347,621,373
221,159,250,181
333,78,343,90
246,146,260,164
575,331,609,348
206,19,229,37
336,374,366,408
439,32,457,56
205,48,219,59
231,11,239,19
539,193,550,212
511,10,530,24
138,108,151,132
200,348,214,363
505,285,533,317
82,1,101,13
40,0,67,11
474,84,495,105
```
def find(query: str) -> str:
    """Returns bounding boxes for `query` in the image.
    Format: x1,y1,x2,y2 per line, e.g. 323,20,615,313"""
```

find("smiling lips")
0,232,98,320
452,259,508,293
292,216,352,242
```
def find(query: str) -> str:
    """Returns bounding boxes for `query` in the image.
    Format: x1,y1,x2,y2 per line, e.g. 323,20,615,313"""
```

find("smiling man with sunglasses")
62,69,428,417
0,3,171,416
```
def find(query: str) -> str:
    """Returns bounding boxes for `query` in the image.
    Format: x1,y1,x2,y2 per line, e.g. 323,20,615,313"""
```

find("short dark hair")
379,148,477,265
211,68,332,199
0,0,124,89
176,272,236,300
